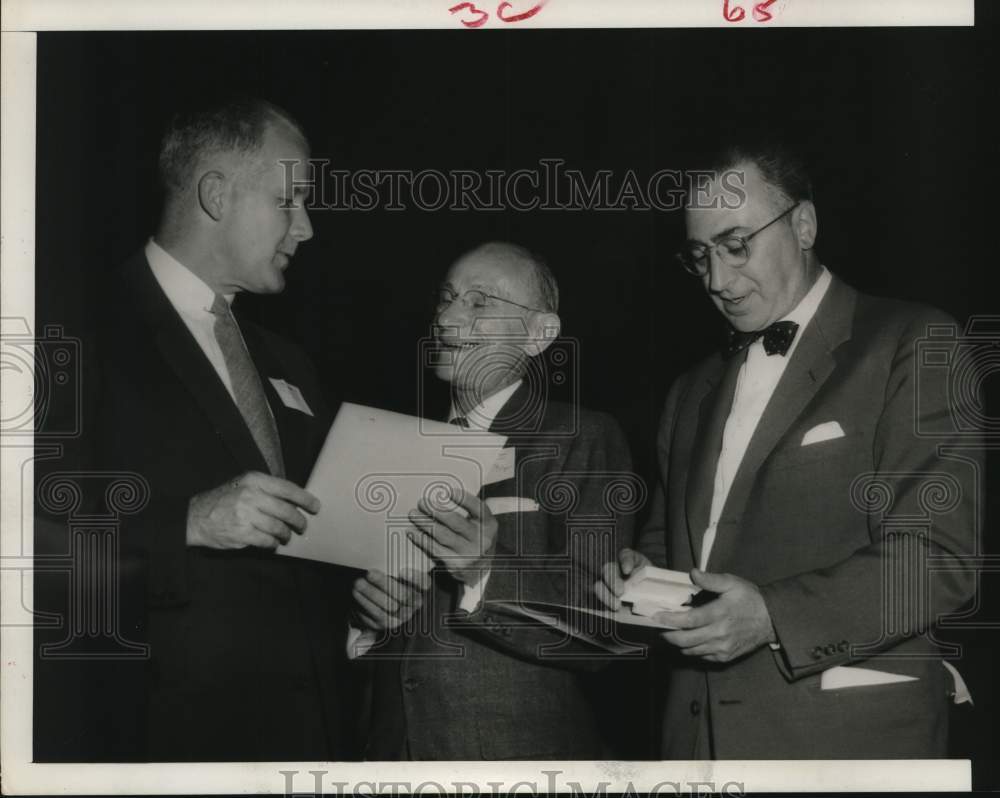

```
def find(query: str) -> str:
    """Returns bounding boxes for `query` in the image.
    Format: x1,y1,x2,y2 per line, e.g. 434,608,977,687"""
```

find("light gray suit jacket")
638,276,980,758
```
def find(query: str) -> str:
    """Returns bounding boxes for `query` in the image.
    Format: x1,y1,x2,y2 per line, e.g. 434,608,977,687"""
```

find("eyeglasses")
433,287,544,314
675,203,799,277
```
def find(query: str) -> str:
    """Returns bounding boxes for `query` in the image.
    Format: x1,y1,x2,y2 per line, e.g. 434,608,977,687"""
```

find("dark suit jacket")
364,383,636,760
45,252,353,761
637,275,981,759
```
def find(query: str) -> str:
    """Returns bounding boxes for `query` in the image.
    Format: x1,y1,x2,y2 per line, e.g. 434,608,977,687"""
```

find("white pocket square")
801,420,845,447
821,665,918,690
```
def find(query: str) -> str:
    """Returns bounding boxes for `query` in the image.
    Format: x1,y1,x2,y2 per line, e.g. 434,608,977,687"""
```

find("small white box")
620,565,697,616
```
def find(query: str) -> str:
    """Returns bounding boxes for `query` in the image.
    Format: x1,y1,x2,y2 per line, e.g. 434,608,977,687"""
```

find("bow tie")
725,320,800,357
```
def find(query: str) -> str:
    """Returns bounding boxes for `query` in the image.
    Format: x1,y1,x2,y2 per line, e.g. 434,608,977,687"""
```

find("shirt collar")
781,265,831,330
448,379,523,431
145,238,233,316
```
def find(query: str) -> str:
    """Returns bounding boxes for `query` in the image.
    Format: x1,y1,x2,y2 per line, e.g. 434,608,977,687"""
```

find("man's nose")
435,301,467,330
707,251,738,294
290,205,313,243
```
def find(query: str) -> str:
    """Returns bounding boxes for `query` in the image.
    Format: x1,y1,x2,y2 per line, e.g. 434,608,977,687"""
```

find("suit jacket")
637,276,981,759
364,383,636,760
47,252,354,761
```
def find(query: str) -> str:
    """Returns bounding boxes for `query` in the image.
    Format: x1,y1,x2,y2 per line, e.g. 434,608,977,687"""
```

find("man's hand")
594,547,651,609
352,568,431,631
656,569,776,663
187,471,320,550
407,488,497,584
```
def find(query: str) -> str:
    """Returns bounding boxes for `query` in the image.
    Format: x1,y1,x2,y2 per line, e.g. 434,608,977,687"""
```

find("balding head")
432,241,562,408
461,242,559,313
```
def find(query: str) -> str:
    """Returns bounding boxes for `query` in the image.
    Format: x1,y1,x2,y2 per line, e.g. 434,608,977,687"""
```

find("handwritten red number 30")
723,0,779,23
449,1,546,28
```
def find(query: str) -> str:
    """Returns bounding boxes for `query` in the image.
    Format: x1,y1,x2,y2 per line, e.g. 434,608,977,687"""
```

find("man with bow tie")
597,141,980,758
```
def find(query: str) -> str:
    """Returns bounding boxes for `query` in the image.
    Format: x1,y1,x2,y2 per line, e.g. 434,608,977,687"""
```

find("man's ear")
197,170,227,222
524,312,561,357
794,200,818,250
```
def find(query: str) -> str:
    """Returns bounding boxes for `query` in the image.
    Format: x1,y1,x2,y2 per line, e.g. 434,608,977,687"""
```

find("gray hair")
157,96,307,198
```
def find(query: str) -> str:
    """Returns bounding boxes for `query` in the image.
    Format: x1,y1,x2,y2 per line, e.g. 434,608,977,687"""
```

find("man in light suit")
44,98,354,761
351,242,638,760
598,142,980,758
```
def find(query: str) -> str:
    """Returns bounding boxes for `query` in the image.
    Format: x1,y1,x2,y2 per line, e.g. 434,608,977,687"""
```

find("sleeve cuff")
346,624,377,659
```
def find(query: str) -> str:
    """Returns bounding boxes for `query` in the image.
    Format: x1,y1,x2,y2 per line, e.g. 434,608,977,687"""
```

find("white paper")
486,600,678,655
277,402,506,575
484,447,515,484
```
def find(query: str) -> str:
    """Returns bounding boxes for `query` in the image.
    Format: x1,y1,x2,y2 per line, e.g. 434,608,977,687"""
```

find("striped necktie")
210,294,285,477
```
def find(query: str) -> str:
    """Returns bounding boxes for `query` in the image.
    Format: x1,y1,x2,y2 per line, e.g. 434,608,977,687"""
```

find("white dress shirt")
145,238,240,402
448,378,522,611
347,379,522,658
700,267,832,571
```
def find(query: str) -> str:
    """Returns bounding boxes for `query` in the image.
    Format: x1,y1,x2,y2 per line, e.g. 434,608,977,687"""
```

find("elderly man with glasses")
597,142,980,758
350,242,639,760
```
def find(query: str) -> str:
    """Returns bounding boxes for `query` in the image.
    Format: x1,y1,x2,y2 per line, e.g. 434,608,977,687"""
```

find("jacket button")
403,678,418,692
824,644,836,656
811,646,823,660
690,700,701,716
837,640,849,653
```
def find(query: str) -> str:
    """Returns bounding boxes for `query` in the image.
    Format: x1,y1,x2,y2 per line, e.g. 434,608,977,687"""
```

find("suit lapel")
684,353,743,567
125,254,269,474
488,381,545,439
708,276,857,571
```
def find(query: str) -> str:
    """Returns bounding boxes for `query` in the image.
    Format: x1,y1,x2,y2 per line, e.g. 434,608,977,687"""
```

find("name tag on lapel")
268,378,314,416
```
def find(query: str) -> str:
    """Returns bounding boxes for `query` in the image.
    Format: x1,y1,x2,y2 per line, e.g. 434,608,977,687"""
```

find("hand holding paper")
408,487,498,584
276,403,507,577
187,471,320,550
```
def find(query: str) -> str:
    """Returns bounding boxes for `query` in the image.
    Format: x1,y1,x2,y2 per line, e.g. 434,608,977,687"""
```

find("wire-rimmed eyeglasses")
675,203,799,277
433,287,545,314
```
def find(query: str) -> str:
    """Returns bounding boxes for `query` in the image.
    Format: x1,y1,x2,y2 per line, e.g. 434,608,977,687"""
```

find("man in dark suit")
49,98,352,761
598,142,980,758
351,242,637,760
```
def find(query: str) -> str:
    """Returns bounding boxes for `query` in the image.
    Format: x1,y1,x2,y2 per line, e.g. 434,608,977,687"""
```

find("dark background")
34,18,997,784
